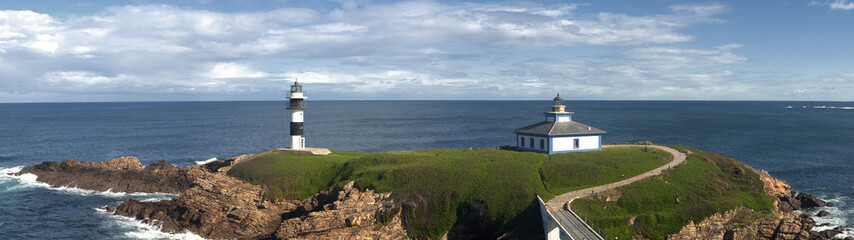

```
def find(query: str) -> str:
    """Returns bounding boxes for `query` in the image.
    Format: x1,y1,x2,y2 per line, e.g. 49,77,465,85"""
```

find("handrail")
571,207,612,240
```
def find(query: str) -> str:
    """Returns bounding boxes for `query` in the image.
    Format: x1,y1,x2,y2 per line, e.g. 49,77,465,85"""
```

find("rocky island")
11,144,850,239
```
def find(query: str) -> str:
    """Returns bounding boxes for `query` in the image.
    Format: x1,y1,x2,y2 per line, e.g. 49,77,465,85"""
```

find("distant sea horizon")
3,99,854,104
1,100,852,239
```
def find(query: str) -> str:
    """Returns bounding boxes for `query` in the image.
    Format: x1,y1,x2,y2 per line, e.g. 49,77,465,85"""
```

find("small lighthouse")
513,94,605,154
279,80,331,155
287,80,306,149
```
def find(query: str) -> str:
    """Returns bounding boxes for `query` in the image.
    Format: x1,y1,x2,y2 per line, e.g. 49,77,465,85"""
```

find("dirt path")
545,144,688,209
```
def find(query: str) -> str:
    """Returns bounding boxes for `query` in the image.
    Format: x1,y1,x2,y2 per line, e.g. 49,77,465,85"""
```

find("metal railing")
570,206,613,240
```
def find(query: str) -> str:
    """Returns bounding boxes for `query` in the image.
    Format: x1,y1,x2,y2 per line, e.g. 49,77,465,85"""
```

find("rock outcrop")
17,155,407,239
114,166,287,239
668,172,845,240
17,157,192,194
759,170,833,212
668,206,848,240
275,182,407,239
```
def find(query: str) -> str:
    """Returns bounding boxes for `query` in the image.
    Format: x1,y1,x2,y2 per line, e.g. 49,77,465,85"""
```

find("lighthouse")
287,80,306,149
514,94,606,154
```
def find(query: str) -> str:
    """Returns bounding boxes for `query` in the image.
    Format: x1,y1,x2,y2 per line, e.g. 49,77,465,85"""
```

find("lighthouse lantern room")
513,94,606,154
287,80,306,149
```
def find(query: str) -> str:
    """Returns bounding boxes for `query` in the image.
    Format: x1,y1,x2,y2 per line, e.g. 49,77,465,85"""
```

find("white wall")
552,135,601,151
291,111,304,122
291,135,304,149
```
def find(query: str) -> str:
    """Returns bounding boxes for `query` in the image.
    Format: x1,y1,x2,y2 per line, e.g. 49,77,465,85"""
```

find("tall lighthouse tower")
287,80,306,149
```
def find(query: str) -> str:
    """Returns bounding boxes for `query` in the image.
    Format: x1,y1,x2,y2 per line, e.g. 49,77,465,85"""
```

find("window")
520,137,525,147
573,139,580,149
540,139,545,150
530,138,534,148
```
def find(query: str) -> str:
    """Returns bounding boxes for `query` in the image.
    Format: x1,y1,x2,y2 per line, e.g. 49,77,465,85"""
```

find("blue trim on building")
518,133,605,137
517,133,603,154
544,112,573,122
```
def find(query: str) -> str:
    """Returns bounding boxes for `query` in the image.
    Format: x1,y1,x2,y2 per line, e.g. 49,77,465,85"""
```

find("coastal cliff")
10,146,848,239
667,171,845,240
18,155,407,239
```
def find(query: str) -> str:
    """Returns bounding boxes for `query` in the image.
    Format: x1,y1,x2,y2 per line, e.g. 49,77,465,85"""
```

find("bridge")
539,144,688,240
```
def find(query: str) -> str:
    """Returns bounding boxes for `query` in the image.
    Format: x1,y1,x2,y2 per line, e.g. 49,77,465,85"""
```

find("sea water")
0,101,852,239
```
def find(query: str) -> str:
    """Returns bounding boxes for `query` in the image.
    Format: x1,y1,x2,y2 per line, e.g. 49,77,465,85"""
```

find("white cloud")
625,44,747,70
6,2,846,101
43,71,123,86
832,0,854,10
208,63,269,79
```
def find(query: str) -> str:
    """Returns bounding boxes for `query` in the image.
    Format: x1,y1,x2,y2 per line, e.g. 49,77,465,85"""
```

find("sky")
0,0,853,102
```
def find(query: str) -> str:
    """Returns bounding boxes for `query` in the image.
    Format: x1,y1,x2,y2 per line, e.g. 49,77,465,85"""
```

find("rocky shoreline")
16,155,406,239
11,155,849,239
667,171,848,240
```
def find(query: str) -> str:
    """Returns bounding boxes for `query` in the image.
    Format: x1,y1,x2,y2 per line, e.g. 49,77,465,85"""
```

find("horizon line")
2,99,853,104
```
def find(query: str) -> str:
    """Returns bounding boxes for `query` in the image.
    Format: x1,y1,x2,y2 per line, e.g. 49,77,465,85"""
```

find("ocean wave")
795,194,853,237
788,106,854,110
96,207,206,240
0,166,176,201
194,157,217,165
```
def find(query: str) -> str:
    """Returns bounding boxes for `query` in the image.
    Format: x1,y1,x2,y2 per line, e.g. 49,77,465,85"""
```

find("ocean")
0,101,852,239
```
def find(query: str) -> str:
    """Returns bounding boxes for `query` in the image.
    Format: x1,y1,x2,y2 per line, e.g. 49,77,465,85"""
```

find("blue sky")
1,0,852,102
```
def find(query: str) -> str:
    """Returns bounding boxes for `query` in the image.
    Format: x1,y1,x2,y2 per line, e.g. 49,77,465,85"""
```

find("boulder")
816,210,831,217
796,193,833,208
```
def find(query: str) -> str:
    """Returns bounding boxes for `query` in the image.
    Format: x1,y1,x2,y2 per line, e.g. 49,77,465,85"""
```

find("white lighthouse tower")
287,80,306,149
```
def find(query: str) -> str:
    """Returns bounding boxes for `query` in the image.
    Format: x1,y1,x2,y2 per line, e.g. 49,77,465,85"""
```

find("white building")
514,94,605,154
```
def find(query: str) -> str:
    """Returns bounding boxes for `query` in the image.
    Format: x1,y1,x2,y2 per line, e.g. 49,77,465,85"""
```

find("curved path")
544,144,688,240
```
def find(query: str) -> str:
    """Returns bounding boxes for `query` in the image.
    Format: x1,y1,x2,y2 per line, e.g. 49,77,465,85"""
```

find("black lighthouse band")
290,122,303,135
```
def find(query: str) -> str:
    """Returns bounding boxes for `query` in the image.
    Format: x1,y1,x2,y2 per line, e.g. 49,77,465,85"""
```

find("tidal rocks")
668,206,844,240
797,193,834,209
669,172,844,240
17,157,192,194
19,155,408,239
816,210,832,217
114,167,287,239
758,170,833,213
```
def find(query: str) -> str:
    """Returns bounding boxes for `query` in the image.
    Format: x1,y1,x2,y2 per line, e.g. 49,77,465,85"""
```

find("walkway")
544,144,688,240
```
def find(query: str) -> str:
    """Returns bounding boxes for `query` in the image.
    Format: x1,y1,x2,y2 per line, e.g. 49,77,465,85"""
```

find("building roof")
513,121,606,136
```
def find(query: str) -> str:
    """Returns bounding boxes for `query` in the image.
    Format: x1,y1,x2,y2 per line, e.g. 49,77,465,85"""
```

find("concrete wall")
537,196,571,240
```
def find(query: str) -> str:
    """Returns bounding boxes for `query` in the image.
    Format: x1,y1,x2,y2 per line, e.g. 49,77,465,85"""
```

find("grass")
227,150,365,200
226,146,763,239
541,147,671,194
570,146,776,240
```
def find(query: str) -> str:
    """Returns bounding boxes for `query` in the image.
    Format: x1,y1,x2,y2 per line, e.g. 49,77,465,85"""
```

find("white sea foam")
96,207,206,240
194,157,217,165
794,195,853,237
0,166,176,201
785,105,854,110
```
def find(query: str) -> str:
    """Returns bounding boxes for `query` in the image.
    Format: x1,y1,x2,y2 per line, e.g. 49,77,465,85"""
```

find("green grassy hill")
571,146,776,239
226,146,773,239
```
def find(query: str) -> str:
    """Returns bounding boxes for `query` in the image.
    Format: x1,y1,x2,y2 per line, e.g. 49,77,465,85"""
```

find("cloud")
625,44,746,70
208,63,269,79
810,0,854,10
832,0,854,10
15,2,846,101
515,45,754,99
